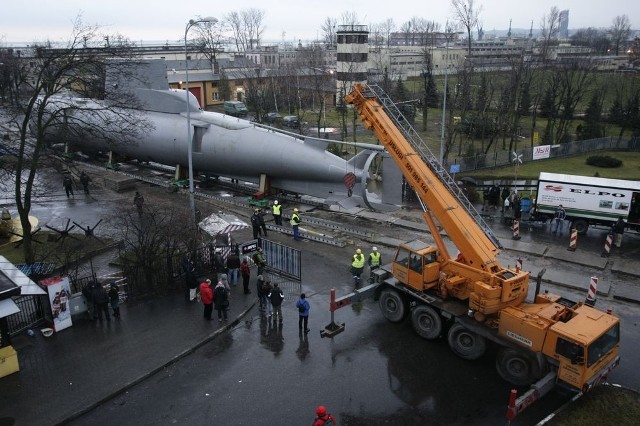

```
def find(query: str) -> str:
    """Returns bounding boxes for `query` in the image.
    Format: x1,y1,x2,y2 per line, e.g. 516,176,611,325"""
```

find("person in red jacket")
313,405,336,425
200,279,214,320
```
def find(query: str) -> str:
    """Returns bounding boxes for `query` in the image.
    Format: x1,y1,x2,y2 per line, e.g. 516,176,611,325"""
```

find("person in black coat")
93,284,111,322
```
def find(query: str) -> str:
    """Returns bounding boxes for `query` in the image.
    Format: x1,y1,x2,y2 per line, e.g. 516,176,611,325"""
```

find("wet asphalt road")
8,168,640,425
63,232,635,426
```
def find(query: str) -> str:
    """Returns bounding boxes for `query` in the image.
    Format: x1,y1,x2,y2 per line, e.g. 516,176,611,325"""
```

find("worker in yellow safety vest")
351,248,365,286
290,208,301,241
272,200,283,226
368,247,381,283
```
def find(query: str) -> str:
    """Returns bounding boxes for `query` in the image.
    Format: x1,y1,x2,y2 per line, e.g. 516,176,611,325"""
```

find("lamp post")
184,17,217,220
440,26,461,166
440,61,448,166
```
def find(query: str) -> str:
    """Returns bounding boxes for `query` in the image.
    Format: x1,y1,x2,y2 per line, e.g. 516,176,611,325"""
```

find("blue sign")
449,164,461,173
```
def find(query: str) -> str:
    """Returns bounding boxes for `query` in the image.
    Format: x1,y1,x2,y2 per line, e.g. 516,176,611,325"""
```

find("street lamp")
439,27,461,166
185,17,217,220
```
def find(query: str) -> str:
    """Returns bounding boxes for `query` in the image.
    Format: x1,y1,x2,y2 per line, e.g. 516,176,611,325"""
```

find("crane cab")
392,240,440,291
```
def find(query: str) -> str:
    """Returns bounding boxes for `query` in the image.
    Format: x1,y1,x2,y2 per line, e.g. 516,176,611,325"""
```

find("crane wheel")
447,323,487,360
496,347,536,386
411,305,442,340
378,289,407,323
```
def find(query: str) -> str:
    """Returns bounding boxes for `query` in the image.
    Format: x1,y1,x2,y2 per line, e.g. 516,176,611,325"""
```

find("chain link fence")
452,137,640,173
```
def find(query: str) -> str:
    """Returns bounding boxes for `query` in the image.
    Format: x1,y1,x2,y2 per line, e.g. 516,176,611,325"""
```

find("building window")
212,92,220,101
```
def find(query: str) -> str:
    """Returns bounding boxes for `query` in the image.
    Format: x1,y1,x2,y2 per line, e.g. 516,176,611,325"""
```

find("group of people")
482,184,502,211
62,171,92,198
351,246,381,286
251,201,301,241
199,275,231,321
82,281,121,322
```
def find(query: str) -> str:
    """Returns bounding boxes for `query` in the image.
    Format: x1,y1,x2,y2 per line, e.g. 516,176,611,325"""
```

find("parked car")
283,115,300,128
263,112,283,124
224,100,248,117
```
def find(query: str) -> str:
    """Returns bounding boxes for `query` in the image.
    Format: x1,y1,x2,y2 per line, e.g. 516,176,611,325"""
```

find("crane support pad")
320,321,346,338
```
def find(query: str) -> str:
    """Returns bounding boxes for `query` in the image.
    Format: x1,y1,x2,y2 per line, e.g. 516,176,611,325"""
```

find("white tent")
198,213,249,237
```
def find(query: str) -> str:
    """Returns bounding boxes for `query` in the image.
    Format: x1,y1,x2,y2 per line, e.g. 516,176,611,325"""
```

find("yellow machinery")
323,83,620,417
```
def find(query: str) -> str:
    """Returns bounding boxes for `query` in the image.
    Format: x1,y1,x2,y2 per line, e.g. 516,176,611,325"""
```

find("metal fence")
452,137,640,173
5,295,46,337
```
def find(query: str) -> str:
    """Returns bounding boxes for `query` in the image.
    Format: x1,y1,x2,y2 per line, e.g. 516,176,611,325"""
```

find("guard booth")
198,212,249,261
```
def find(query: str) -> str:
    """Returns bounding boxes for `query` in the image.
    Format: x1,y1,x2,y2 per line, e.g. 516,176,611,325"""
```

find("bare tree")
571,28,611,54
399,21,413,46
295,46,335,136
226,11,246,52
340,11,359,26
451,0,481,55
226,9,265,51
244,8,266,49
321,17,338,47
111,200,196,295
610,15,632,56
539,6,560,64
191,17,226,73
380,18,396,48
1,18,148,263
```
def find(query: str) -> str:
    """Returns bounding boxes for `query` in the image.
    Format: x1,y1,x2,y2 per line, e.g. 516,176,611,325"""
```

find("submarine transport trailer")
535,172,640,234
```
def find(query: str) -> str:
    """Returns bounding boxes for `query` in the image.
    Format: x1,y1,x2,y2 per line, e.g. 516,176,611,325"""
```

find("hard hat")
255,208,260,212
294,208,299,212
215,248,222,253
372,246,378,251
356,248,362,254
316,406,327,416
274,200,278,205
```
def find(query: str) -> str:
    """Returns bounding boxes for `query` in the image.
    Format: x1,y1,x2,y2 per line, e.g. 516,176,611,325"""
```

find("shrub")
586,155,623,168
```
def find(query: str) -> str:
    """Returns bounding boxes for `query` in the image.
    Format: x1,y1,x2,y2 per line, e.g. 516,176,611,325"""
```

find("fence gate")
241,239,302,281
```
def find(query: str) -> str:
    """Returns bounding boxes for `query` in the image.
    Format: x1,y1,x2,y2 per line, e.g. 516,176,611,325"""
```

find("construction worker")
272,200,282,226
251,208,262,239
368,246,381,283
351,248,365,287
290,208,301,241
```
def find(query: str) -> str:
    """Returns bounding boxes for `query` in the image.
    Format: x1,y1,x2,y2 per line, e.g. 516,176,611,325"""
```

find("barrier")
585,276,598,306
601,233,613,257
567,228,578,251
512,219,521,240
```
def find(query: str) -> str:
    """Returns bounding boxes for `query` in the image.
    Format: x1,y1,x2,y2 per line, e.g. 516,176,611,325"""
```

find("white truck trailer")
535,172,640,234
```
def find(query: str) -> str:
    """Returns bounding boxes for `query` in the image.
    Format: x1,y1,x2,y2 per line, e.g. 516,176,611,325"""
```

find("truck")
322,83,621,418
535,172,640,234
223,100,248,117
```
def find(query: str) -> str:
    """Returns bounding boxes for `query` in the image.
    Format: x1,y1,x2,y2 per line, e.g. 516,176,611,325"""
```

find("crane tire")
496,347,536,386
378,289,407,323
447,323,487,360
411,305,442,340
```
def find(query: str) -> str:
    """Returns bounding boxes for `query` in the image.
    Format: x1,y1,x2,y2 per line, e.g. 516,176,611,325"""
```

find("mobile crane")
322,83,620,417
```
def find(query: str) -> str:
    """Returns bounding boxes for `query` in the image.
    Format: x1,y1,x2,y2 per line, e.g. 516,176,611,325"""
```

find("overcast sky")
2,0,638,45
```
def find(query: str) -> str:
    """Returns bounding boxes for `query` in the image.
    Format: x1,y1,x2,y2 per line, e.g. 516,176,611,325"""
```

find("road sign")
512,152,523,164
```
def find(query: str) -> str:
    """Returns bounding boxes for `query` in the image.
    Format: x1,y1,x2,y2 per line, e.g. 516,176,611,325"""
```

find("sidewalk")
0,283,256,426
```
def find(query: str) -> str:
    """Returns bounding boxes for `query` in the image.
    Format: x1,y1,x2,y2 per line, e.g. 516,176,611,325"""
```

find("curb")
54,301,257,426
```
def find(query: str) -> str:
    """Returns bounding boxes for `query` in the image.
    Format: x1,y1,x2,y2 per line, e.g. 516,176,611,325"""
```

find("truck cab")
392,240,440,291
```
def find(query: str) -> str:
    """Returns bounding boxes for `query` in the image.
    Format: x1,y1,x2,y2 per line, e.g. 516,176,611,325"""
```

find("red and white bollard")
585,276,598,306
567,227,578,251
512,219,521,240
516,258,523,272
601,233,613,257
